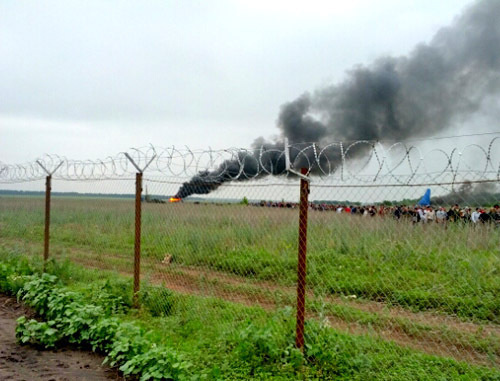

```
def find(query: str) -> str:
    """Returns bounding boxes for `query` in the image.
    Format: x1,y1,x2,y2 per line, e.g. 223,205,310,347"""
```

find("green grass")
1,195,500,372
1,249,499,380
1,196,498,322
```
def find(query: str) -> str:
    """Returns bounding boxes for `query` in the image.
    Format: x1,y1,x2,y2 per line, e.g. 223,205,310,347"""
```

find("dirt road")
0,295,121,381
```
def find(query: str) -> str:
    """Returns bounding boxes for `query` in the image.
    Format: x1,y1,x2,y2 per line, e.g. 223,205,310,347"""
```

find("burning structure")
175,0,500,199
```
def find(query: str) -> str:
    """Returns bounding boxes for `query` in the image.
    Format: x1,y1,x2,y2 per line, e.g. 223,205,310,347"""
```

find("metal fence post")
124,152,156,308
296,167,310,350
43,174,52,266
133,172,143,308
36,160,63,270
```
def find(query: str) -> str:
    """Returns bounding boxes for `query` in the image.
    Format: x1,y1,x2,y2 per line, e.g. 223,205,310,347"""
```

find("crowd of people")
353,203,500,225
253,200,500,227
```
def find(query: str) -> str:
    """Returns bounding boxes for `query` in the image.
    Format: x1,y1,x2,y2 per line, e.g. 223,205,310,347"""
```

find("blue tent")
417,188,431,206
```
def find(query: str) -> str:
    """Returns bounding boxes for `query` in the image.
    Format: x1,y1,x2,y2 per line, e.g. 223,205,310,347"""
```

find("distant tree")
241,196,249,205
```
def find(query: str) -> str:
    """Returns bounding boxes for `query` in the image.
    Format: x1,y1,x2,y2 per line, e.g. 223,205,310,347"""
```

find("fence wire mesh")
1,136,499,373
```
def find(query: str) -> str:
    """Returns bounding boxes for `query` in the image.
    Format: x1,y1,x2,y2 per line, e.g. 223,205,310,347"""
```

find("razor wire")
1,137,500,187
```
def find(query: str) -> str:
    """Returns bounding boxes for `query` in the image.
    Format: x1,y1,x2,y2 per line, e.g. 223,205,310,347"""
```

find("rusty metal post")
296,167,309,350
43,175,52,267
123,152,156,309
133,172,143,308
36,160,63,271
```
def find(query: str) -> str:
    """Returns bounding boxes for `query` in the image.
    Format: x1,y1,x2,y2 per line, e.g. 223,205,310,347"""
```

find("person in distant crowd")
368,206,377,217
492,204,500,228
479,208,491,223
447,204,460,222
462,207,472,223
471,207,481,224
336,205,343,213
410,207,420,224
436,207,447,223
402,205,408,219
394,205,402,220
417,207,426,223
425,206,435,223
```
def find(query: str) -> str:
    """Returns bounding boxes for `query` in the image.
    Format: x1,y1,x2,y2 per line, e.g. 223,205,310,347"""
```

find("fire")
169,197,181,203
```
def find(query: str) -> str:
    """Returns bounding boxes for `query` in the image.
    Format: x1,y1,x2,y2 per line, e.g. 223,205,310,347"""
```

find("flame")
169,197,181,203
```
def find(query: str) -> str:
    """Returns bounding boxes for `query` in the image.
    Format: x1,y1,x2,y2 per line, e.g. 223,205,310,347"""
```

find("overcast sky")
0,0,480,163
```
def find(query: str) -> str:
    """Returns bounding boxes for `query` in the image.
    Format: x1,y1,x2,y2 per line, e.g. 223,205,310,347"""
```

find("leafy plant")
16,316,61,348
88,279,132,314
12,270,192,380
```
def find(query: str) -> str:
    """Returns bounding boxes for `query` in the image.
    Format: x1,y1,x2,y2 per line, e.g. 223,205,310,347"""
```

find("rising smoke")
432,181,500,206
176,0,500,199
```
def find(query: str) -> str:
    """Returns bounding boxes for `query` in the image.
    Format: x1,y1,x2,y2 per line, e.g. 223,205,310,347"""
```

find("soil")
0,295,122,381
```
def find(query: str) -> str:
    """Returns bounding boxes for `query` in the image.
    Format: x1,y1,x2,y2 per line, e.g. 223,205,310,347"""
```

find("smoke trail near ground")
176,0,500,198
432,181,500,206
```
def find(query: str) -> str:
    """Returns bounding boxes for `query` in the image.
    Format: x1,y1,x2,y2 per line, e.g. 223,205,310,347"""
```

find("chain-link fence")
1,136,499,371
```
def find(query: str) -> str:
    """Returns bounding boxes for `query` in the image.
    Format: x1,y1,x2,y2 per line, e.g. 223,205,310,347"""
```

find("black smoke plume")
176,0,500,199
432,181,500,206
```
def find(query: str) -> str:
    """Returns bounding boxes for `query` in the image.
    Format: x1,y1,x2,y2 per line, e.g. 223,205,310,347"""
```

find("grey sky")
0,0,479,163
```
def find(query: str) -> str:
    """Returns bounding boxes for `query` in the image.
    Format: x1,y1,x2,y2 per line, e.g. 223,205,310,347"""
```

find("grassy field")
1,248,500,380
1,195,500,375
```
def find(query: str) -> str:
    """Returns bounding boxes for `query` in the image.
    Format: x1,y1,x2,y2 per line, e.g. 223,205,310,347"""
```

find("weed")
140,285,176,317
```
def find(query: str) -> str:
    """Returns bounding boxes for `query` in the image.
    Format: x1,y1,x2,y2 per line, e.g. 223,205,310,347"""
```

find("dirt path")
66,247,500,334
63,250,500,367
9,238,500,335
0,295,122,381
150,265,500,367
